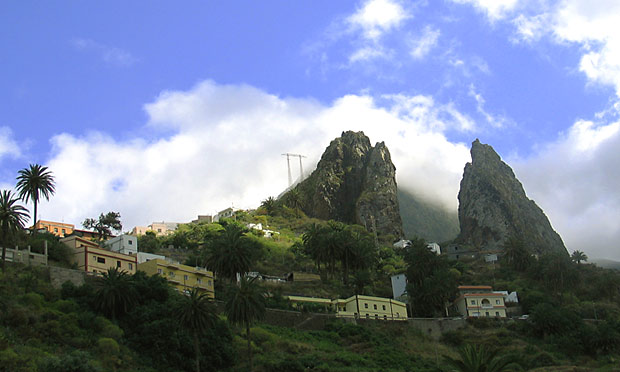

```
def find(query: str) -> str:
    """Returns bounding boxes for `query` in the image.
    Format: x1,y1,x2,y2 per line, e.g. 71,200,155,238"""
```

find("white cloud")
72,38,137,67
409,26,441,60
0,127,21,161
513,118,620,260
349,46,391,63
468,84,507,127
40,80,471,232
347,0,410,40
450,0,519,21
512,13,549,43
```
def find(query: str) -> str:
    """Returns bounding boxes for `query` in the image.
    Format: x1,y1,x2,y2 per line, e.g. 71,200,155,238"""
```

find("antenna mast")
282,153,307,187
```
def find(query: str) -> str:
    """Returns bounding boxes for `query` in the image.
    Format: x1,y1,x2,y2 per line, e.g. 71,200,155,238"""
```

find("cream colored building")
454,285,507,318
287,295,407,321
138,258,215,298
61,236,137,275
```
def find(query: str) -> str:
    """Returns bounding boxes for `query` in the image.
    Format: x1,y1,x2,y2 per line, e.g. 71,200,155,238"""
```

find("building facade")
61,236,137,275
454,285,507,318
4,244,48,266
138,258,215,298
287,295,407,321
34,220,74,237
104,234,138,255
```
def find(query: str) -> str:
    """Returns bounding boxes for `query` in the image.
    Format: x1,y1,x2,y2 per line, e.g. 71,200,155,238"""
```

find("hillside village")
2,136,620,371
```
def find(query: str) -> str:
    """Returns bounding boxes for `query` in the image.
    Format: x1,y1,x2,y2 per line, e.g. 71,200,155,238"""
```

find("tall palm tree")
224,277,266,372
15,164,55,231
0,190,29,271
94,267,137,321
260,196,277,216
571,250,588,264
444,344,519,372
178,288,218,372
205,223,255,283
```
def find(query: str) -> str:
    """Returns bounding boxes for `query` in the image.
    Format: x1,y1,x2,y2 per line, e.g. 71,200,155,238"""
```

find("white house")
104,234,138,255
427,242,441,254
393,239,411,249
390,273,408,300
137,252,166,264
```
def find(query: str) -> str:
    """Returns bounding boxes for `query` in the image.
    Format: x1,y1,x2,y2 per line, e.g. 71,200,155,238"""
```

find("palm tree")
0,190,29,271
285,188,303,216
571,250,588,264
260,196,277,216
205,223,255,283
224,277,266,372
178,288,218,372
15,164,55,231
444,344,519,372
93,267,137,320
503,236,532,272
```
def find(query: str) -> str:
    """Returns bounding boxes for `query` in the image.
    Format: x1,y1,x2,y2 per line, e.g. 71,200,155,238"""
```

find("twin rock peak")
281,132,567,254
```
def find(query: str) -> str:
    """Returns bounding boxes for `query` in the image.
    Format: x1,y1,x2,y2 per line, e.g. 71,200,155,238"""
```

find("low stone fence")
257,308,467,338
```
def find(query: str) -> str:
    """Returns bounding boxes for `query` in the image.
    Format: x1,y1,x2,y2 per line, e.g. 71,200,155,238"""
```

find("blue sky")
2,0,620,259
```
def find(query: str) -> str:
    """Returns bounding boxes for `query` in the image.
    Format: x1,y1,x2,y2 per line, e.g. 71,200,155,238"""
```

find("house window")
157,228,162,232
169,271,175,277
128,240,133,245
364,303,368,309
485,312,489,316
366,314,369,319
375,314,378,319
396,312,400,317
54,228,58,233
456,254,460,259
496,300,501,304
384,315,387,320
208,280,212,286
128,263,133,270
197,278,202,284
117,261,121,268
382,305,386,310
157,268,163,274
62,229,66,234
496,311,500,316
97,257,105,264
184,275,189,281
373,304,377,310
470,300,476,305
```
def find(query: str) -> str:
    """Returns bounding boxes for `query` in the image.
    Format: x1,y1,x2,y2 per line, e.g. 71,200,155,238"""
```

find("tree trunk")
194,331,200,372
1,245,6,271
247,324,253,372
32,200,38,234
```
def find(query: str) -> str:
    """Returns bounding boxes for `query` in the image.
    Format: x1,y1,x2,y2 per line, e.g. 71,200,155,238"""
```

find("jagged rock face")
457,139,566,254
292,131,404,239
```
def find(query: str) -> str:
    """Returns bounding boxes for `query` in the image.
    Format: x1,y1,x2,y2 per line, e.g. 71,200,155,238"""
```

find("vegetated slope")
398,189,459,243
282,131,403,240
457,139,567,254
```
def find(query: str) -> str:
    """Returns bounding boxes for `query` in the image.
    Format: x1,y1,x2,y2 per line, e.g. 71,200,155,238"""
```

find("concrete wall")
49,266,87,289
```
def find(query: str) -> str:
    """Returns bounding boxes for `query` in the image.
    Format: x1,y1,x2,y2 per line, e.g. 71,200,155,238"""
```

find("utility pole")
281,153,307,187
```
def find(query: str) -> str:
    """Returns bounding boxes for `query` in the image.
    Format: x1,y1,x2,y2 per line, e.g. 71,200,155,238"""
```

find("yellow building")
61,236,137,275
138,258,215,298
335,295,407,321
287,295,407,321
35,220,74,237
454,285,507,318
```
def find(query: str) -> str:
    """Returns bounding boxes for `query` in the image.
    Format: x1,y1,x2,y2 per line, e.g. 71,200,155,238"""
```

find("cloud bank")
21,79,620,260
42,80,470,235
